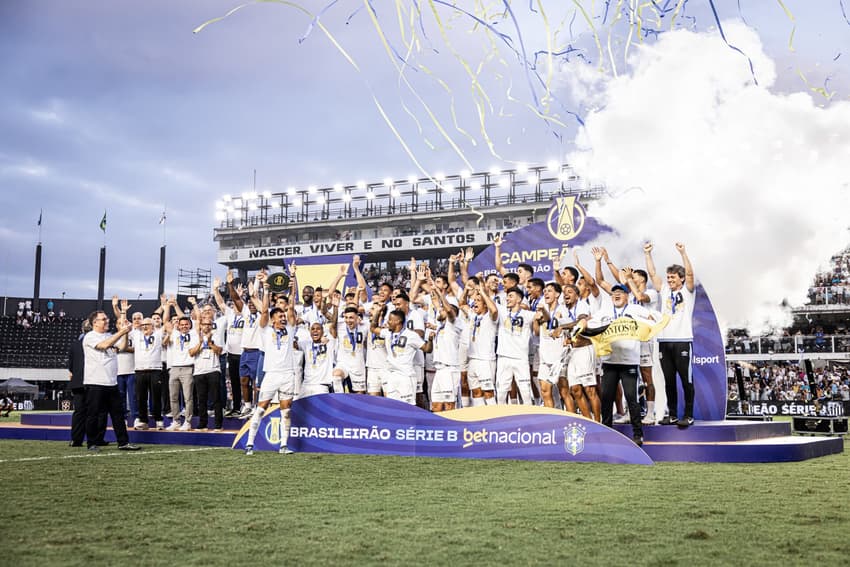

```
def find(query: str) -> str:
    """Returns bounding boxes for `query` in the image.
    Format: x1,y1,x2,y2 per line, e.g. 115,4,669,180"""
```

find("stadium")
3,2,850,566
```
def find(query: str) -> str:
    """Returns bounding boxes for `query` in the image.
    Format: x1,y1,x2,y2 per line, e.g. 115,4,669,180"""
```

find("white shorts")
366,366,386,394
537,361,562,385
496,357,532,400
431,366,459,403
298,382,332,398
467,359,496,391
258,370,296,402
384,370,416,405
335,363,367,392
639,340,656,367
567,345,597,388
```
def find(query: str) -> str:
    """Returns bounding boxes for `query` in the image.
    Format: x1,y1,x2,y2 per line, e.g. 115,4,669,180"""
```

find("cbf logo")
563,422,587,456
547,196,586,241
263,416,281,444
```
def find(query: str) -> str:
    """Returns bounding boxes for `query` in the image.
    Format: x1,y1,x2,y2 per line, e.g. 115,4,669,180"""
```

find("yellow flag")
586,315,670,357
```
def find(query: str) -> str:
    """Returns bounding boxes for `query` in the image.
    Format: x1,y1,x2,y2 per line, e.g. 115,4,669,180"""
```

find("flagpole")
37,208,43,245
162,204,167,246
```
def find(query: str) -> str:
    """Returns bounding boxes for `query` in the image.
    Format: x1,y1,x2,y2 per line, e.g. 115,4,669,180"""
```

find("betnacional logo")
546,196,586,241
563,423,587,456
264,416,281,444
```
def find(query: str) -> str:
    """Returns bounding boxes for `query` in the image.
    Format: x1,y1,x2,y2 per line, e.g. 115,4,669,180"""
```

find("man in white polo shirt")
163,315,197,431
130,317,165,430
645,242,697,427
83,310,140,451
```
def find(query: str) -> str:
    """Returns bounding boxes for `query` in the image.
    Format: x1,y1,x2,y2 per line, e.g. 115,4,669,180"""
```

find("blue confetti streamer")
345,4,363,25
707,0,759,85
299,0,340,44
841,0,850,26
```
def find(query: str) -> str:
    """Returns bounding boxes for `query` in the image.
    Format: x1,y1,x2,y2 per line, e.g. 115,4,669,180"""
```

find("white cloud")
569,22,850,335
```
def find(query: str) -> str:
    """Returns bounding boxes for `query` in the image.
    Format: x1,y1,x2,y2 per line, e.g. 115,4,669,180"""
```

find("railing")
726,334,850,355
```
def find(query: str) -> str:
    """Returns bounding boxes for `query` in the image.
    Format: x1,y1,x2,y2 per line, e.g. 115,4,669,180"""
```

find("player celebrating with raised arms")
495,287,536,405
370,306,433,405
244,271,298,455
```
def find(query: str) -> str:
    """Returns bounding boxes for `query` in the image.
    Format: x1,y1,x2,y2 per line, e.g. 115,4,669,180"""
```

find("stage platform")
0,412,241,447
0,411,843,462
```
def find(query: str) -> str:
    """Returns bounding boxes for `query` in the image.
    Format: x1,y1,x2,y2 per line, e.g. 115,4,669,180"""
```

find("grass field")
1,437,848,567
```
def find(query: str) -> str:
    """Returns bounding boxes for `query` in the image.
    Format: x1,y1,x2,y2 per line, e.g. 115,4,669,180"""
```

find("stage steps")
613,420,843,462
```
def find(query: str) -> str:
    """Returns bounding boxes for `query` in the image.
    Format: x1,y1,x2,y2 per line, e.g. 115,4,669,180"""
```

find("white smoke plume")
568,22,850,335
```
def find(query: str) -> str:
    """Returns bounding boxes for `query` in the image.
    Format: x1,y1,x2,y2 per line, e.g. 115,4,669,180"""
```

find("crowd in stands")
728,361,850,403
14,299,65,328
806,247,850,306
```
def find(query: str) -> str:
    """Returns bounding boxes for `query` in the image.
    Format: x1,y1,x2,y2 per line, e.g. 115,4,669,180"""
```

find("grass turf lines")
1,439,848,566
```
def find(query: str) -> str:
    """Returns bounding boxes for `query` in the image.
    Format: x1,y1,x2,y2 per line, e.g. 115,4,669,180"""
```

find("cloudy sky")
1,1,848,325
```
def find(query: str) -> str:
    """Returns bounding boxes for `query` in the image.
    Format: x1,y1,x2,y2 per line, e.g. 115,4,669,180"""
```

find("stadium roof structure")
213,163,607,270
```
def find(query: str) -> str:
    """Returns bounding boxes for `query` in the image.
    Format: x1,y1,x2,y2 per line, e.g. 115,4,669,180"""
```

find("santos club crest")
563,423,587,456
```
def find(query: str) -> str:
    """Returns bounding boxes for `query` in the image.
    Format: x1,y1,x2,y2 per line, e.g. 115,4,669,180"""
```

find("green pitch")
1,439,848,566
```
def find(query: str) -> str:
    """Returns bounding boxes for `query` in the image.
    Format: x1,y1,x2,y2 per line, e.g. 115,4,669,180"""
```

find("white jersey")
192,326,225,376
658,284,695,341
381,328,425,376
602,303,653,365
117,335,135,376
633,288,660,312
261,325,295,372
298,303,326,326
240,307,263,350
335,322,368,373
401,308,426,367
83,331,119,386
496,306,535,360
301,337,337,385
130,329,163,371
538,304,569,365
224,306,245,356
432,319,460,367
584,291,612,318
169,330,197,367
366,330,388,369
467,311,497,361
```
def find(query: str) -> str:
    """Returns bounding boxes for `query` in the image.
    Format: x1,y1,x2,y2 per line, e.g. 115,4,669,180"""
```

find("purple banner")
468,197,727,421
231,394,653,465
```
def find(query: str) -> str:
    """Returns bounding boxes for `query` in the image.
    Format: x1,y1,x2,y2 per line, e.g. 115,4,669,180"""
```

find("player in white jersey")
558,284,597,419
370,307,433,405
458,279,498,406
245,272,298,455
599,284,656,445
427,279,461,412
333,305,368,394
213,271,252,416
391,290,427,407
300,314,339,397
365,302,389,396
495,287,536,405
533,282,568,408
162,315,197,431
646,242,697,427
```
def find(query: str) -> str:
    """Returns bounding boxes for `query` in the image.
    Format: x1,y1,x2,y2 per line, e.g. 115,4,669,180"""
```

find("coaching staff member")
84,311,141,451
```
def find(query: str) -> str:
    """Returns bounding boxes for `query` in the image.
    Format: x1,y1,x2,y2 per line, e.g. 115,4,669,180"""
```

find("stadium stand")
0,316,82,369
